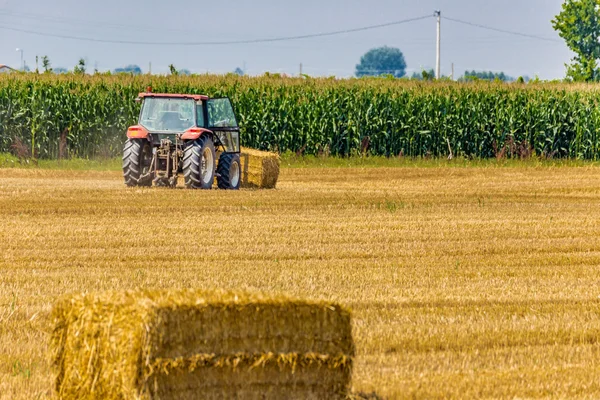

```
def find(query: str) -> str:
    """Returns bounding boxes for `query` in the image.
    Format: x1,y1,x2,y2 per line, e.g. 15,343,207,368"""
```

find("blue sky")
0,0,573,79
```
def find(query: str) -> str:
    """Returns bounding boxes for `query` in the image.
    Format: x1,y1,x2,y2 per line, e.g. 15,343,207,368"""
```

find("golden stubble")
1,165,600,399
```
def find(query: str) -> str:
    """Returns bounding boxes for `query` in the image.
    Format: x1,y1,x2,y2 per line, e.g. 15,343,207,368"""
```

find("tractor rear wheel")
183,135,216,189
122,139,153,187
217,153,241,190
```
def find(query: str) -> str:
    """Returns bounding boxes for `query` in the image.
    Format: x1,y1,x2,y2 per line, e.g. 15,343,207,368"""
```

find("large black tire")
183,135,216,189
122,139,153,187
217,153,241,190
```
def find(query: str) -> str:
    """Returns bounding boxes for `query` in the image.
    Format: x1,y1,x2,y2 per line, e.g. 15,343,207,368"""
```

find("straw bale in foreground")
51,290,353,400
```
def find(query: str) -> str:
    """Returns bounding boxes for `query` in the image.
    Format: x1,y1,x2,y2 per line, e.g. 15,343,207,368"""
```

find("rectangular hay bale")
239,147,280,189
51,290,353,400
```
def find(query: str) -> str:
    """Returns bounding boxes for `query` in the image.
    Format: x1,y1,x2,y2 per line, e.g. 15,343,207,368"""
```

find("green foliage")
460,70,514,82
2,74,600,160
410,69,435,81
168,64,178,76
73,59,86,75
0,153,20,168
552,0,600,81
529,75,542,84
42,56,52,73
355,46,407,78
113,65,142,75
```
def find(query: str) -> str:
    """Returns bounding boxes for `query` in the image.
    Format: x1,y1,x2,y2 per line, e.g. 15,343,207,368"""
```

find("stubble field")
2,162,600,399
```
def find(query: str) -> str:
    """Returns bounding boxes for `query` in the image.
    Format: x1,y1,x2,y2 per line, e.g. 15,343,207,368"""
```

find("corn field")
2,73,600,159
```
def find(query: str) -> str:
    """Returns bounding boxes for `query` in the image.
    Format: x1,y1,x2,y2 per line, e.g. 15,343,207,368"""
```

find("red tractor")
122,92,241,189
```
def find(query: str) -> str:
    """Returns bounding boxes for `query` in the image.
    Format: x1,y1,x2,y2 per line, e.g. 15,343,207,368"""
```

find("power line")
0,9,194,35
443,16,561,43
0,15,432,46
0,9,532,47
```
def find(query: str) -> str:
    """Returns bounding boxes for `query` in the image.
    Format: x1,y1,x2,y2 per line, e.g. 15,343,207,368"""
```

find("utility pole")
434,10,441,80
299,63,303,77
451,63,454,81
149,62,152,75
16,48,23,71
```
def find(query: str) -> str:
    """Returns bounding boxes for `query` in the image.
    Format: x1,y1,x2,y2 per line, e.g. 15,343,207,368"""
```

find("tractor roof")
138,93,209,101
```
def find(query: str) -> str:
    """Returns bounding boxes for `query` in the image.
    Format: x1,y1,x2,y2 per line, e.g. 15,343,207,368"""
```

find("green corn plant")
1,73,600,160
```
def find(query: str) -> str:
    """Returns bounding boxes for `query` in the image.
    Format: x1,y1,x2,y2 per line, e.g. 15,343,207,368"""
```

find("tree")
355,46,407,78
233,67,244,76
460,70,514,82
73,58,86,75
411,69,435,80
552,0,600,82
113,65,142,75
168,64,178,76
42,56,52,73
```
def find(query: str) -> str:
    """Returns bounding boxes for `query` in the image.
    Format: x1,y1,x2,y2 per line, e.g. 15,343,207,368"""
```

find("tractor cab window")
140,98,195,132
207,98,238,128
207,98,240,153
196,101,205,127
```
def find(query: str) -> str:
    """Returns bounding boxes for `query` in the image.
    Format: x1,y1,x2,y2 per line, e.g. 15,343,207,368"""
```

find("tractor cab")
123,93,241,190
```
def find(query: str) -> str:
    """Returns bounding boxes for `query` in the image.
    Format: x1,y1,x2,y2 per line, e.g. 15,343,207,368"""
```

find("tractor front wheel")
122,139,153,187
183,135,216,189
217,153,241,190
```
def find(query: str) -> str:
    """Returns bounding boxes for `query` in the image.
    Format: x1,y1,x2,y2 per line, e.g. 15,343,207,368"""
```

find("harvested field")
2,162,600,399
